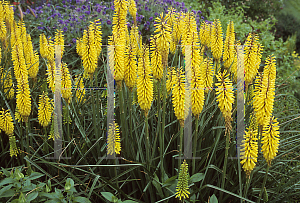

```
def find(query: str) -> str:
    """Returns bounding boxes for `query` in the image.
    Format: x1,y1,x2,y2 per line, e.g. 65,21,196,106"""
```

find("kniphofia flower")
61,62,72,103
223,21,235,69
38,92,53,127
82,23,97,78
211,19,223,61
107,121,121,155
150,35,163,80
175,160,190,200
124,40,137,91
200,58,214,92
244,33,259,86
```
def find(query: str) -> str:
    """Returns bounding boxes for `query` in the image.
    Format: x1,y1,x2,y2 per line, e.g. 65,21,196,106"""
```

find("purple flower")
41,22,43,25
107,19,111,25
63,27,68,32
146,21,150,26
72,38,76,43
62,0,65,3
97,7,101,12
59,19,63,24
111,5,114,10
76,7,81,12
149,16,153,21
155,12,158,16
57,13,61,18
85,10,91,15
63,5,67,8
201,16,204,19
47,3,51,7
198,10,202,14
65,19,69,23
102,11,106,15
82,5,87,10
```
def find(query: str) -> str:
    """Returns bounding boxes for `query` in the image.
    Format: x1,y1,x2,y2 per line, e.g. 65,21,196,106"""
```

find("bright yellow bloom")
205,22,213,48
181,12,197,55
200,58,214,92
223,21,235,69
130,25,139,55
55,29,64,57
154,12,172,64
16,75,31,122
172,67,186,127
39,33,48,59
253,55,276,127
26,34,39,79
1,68,14,100
261,117,280,165
45,37,55,61
0,21,7,42
124,41,137,90
240,115,258,176
0,110,14,135
128,0,137,25
82,23,98,78
244,33,259,86
94,20,102,58
137,45,153,116
150,36,163,80
199,21,207,46
0,1,3,21
75,76,85,103
76,37,83,58
211,19,223,61
38,92,53,127
175,160,190,200
46,59,56,93
107,121,121,155
215,71,234,120
61,63,72,103
108,35,125,86
172,12,184,43
3,1,14,30
11,44,27,84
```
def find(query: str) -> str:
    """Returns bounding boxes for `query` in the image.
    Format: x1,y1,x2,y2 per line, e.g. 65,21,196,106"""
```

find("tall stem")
128,90,133,158
259,164,270,202
220,129,230,201
26,121,30,155
158,80,163,181
90,78,97,140
118,82,126,150
161,60,167,177
192,116,199,174
178,125,183,171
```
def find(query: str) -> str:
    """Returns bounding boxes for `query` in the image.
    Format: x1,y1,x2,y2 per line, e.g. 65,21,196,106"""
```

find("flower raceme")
150,35,163,80
240,115,258,176
211,19,223,61
128,0,137,25
261,116,280,165
16,74,31,122
124,39,137,91
55,29,65,57
0,110,14,136
223,21,235,69
26,34,39,79
175,160,190,200
107,121,121,155
137,45,153,116
215,71,234,133
46,59,56,93
82,23,97,78
200,58,214,92
181,12,197,55
244,33,259,86
38,92,53,128
75,77,86,103
253,55,276,127
61,63,72,104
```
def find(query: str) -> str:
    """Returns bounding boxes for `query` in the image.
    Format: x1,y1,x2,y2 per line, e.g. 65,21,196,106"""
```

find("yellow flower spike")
199,21,207,46
261,117,280,166
124,41,137,91
0,1,3,21
9,135,19,157
3,1,14,30
61,63,72,104
107,121,121,155
46,59,56,93
150,35,163,80
55,29,64,57
16,75,31,122
206,22,213,48
244,33,259,86
94,20,102,58
39,33,47,59
76,37,83,58
253,55,276,127
108,35,125,86
128,0,137,25
173,12,184,43
215,70,235,134
1,110,14,135
154,12,172,65
223,21,235,69
11,44,27,84
130,25,139,55
0,21,7,42
26,34,39,79
172,67,187,127
137,45,153,116
200,58,214,92
75,76,86,103
38,92,53,128
240,114,258,176
211,19,223,61
82,23,97,78
181,12,197,55
175,160,190,200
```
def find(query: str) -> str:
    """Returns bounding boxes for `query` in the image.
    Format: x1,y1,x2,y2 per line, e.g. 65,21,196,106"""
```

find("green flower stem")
145,113,150,168
192,116,199,174
161,62,167,178
158,80,163,181
259,164,270,202
118,82,126,151
220,130,230,201
178,125,184,171
26,121,30,155
90,78,97,141
128,90,133,158
244,173,252,198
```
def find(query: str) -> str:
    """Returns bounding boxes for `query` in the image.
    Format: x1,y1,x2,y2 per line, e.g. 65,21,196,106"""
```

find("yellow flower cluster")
55,29,65,57
253,55,276,127
200,58,214,92
211,19,223,61
107,121,121,155
215,71,234,123
240,114,258,176
223,21,235,69
128,0,137,25
181,12,197,55
261,117,280,165
137,45,153,116
150,35,163,80
175,160,190,200
38,92,53,128
75,76,86,103
124,35,137,91
61,63,72,103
